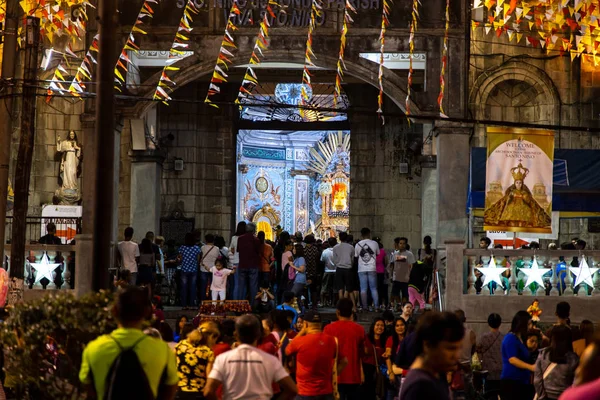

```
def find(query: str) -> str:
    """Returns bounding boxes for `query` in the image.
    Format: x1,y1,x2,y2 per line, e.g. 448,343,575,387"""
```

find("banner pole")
513,232,517,249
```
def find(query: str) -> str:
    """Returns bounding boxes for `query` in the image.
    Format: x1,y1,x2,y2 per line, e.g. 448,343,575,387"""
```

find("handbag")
533,362,557,400
373,345,386,399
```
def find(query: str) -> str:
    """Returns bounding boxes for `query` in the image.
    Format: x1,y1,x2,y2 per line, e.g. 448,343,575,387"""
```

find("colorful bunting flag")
377,0,392,123
437,0,449,118
333,0,356,110
114,0,158,92
300,0,324,114
67,34,99,97
405,0,420,121
153,0,199,105
205,0,241,108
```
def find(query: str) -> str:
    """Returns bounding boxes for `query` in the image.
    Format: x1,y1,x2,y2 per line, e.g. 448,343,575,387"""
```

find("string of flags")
376,0,392,123
437,0,449,118
114,0,158,92
300,0,323,112
205,0,241,108
472,0,600,64
405,0,420,121
153,0,200,105
67,34,99,97
235,0,279,104
333,0,356,110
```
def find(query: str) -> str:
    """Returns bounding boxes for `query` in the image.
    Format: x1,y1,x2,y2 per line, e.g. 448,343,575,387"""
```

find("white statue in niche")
55,130,82,204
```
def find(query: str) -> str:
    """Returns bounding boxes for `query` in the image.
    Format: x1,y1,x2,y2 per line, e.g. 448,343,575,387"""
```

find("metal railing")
5,216,82,244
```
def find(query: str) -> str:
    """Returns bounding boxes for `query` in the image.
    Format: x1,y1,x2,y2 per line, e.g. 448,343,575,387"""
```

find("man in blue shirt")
278,291,299,326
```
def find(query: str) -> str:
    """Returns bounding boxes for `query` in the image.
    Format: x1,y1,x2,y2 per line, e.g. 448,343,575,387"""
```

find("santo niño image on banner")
483,127,555,234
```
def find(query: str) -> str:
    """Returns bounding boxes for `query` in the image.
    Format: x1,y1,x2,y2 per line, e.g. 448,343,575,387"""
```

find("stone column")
435,122,472,242
444,239,465,310
129,150,166,239
421,122,438,245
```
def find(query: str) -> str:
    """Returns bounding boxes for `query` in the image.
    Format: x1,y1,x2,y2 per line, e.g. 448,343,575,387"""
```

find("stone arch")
470,61,561,125
127,49,420,118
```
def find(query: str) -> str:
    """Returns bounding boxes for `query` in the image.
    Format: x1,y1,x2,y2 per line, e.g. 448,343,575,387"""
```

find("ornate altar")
308,131,351,239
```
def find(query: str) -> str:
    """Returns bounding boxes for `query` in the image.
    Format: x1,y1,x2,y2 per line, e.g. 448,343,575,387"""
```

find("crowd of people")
76,287,600,400
116,223,439,314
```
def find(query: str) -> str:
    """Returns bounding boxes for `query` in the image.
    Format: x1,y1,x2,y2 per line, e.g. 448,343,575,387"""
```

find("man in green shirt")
79,287,179,399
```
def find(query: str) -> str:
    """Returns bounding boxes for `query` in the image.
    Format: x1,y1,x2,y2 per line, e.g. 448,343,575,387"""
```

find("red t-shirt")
285,332,339,396
323,320,366,384
364,336,385,366
212,342,231,357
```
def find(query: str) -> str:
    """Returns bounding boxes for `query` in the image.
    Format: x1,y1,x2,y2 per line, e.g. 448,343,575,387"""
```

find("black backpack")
104,335,154,400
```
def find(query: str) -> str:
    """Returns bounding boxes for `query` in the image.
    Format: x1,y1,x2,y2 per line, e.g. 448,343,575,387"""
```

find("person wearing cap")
286,310,348,400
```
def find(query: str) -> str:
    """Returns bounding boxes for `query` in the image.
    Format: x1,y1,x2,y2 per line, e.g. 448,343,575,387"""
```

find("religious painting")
484,127,554,234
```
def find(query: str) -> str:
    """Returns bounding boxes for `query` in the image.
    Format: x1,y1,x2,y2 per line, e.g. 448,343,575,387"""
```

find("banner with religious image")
484,127,555,234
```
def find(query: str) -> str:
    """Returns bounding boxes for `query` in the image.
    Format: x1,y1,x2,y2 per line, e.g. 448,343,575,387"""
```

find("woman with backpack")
290,244,307,300
175,321,220,399
533,325,578,400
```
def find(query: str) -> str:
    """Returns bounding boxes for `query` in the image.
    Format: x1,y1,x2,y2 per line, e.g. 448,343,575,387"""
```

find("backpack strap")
110,334,148,352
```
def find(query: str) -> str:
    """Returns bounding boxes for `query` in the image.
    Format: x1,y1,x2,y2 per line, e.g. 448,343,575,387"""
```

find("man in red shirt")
323,298,366,400
286,310,348,400
235,222,261,301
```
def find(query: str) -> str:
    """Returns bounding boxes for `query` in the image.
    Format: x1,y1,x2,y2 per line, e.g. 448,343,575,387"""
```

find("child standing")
210,256,234,301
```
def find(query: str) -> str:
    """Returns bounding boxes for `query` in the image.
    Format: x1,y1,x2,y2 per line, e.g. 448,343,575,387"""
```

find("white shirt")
355,239,380,273
229,236,240,265
210,267,233,291
200,245,220,272
118,241,140,273
209,344,289,400
321,248,336,272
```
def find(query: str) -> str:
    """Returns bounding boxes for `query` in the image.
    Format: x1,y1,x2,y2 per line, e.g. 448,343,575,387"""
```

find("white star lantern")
571,257,599,288
30,253,62,284
476,256,508,286
520,256,552,287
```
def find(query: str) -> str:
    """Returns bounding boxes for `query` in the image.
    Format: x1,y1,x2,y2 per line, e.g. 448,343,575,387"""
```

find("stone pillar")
129,150,166,239
436,122,472,242
74,233,93,297
421,123,438,246
444,239,465,310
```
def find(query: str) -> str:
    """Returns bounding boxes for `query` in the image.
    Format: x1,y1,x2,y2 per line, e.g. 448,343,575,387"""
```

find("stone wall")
157,82,236,240
117,121,132,237
346,85,423,247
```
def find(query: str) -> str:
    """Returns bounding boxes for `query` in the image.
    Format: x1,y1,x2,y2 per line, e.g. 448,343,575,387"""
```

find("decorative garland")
46,60,70,101
437,0,449,117
114,0,158,92
333,0,356,109
235,0,279,104
68,34,99,97
405,0,420,120
300,0,323,115
153,0,199,105
205,0,241,108
376,0,392,123
472,0,600,61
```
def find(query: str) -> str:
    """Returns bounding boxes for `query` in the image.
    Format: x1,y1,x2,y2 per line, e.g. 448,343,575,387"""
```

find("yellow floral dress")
175,340,215,392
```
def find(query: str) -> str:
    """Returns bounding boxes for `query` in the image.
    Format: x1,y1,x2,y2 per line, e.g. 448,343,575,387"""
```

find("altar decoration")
153,0,199,105
472,0,600,62
114,0,158,92
199,300,252,315
333,0,356,109
308,131,351,238
236,0,279,104
438,0,449,117
483,127,554,234
205,0,241,108
405,0,420,119
300,0,323,113
377,0,392,122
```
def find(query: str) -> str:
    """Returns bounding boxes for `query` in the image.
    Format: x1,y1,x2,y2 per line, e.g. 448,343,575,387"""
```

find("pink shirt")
376,249,387,274
560,379,600,400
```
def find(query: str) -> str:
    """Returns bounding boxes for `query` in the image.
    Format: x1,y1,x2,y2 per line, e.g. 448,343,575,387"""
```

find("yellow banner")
483,127,555,234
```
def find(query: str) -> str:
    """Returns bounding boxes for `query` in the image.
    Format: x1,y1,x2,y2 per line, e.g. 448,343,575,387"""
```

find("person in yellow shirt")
79,287,179,399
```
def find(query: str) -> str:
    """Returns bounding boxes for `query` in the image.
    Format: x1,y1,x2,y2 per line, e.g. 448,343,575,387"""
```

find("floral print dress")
175,340,215,393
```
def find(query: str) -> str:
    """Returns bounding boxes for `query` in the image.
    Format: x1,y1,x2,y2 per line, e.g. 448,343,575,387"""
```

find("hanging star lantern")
520,256,552,287
476,256,508,287
571,256,599,288
31,253,62,284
